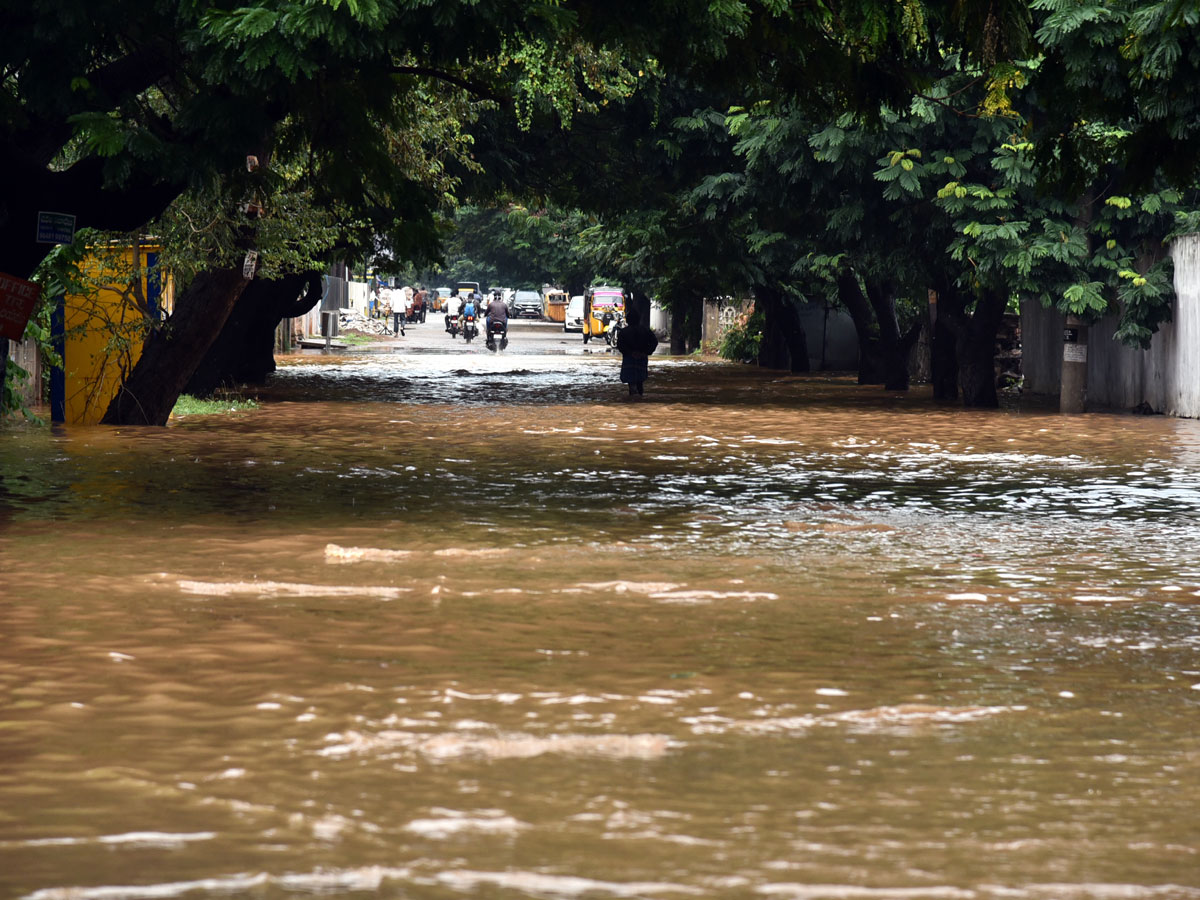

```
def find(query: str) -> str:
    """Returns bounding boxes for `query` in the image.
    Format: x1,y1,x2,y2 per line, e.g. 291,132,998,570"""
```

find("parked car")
563,295,585,332
512,289,543,318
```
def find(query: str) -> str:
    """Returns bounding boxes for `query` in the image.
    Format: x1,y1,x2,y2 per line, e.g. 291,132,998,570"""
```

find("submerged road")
3,338,1200,900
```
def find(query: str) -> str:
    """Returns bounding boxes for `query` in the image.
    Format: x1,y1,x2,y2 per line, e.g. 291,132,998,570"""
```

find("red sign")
0,272,41,342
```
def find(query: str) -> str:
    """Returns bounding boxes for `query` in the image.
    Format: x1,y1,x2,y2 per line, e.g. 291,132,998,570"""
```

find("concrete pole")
1060,314,1088,413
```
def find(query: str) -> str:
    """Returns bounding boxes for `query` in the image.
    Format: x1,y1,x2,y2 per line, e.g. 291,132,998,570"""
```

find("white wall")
347,280,369,314
649,300,669,338
1021,232,1200,417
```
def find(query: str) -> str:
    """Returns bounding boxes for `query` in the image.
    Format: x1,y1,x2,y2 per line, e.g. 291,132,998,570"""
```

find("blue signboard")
36,211,76,245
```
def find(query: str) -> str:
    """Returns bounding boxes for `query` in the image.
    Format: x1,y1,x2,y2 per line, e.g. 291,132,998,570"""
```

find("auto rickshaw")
544,288,568,324
582,286,625,345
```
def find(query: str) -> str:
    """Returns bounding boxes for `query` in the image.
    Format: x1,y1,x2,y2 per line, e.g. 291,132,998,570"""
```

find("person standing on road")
615,308,658,397
392,288,406,336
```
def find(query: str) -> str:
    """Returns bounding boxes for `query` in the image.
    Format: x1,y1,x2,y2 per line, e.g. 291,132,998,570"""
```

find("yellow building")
54,242,172,424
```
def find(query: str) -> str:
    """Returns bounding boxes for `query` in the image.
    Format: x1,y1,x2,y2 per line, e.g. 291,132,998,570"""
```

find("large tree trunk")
837,272,915,388
944,287,1008,409
669,296,701,355
931,316,959,401
185,271,323,397
101,267,250,425
836,272,885,384
755,283,810,372
863,279,918,391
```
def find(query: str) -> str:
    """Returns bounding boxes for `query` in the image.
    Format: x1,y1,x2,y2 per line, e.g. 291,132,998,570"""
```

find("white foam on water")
576,580,684,594
435,870,700,897
757,886,974,898
178,579,406,599
650,589,779,604
404,809,527,839
8,831,215,849
1015,885,1200,899
443,688,523,703
537,693,621,705
319,729,675,761
434,547,512,557
726,704,1019,738
323,543,413,563
23,867,414,900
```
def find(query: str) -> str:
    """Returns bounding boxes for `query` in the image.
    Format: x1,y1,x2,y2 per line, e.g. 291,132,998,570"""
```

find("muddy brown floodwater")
2,338,1200,900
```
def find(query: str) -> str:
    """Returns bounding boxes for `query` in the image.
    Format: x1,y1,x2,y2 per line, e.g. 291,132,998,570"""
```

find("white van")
564,295,585,332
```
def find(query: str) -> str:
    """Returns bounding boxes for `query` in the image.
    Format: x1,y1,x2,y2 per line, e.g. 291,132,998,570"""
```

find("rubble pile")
338,309,394,336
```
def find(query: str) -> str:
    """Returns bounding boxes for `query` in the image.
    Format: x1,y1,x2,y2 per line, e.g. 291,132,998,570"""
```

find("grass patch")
340,333,373,346
172,392,260,417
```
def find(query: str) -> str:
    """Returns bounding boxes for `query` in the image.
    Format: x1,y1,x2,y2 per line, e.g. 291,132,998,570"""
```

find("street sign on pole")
0,272,41,342
36,211,76,245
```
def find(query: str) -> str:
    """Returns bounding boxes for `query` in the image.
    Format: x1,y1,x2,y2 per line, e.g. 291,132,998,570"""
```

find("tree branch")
391,65,510,105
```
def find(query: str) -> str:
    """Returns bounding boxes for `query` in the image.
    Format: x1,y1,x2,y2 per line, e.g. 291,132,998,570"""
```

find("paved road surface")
343,315,620,357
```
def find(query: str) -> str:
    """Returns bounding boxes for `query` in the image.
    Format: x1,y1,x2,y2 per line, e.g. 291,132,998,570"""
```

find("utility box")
320,310,339,338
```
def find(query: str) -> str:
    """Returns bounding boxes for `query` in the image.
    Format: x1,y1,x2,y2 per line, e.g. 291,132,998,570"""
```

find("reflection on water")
2,346,1200,899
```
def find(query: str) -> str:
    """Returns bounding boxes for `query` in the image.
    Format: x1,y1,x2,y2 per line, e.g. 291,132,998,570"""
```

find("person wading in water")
616,308,658,397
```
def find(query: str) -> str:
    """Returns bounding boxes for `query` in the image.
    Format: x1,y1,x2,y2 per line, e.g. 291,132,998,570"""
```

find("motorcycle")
462,313,478,343
445,313,460,337
485,318,508,352
603,311,625,348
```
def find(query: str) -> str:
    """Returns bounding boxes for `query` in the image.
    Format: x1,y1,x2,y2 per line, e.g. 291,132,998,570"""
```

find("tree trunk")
863,279,918,391
669,297,701,355
670,307,688,355
755,283,810,372
836,272,885,384
185,271,322,397
757,319,788,369
931,316,959,400
101,267,249,425
951,287,1008,409
839,271,914,388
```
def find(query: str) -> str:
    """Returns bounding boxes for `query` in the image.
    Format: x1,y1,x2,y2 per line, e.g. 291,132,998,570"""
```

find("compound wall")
1022,233,1200,417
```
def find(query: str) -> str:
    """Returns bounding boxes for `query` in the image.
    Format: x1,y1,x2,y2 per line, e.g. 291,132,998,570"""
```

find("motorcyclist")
445,292,463,334
461,293,478,339
485,290,508,346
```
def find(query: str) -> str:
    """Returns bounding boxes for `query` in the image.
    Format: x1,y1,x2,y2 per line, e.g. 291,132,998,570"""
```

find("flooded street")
2,327,1200,899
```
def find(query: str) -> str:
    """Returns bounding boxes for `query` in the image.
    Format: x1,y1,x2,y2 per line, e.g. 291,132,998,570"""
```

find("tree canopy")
7,0,1200,418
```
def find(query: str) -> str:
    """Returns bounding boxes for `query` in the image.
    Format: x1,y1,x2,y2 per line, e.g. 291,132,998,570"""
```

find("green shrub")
718,307,764,363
